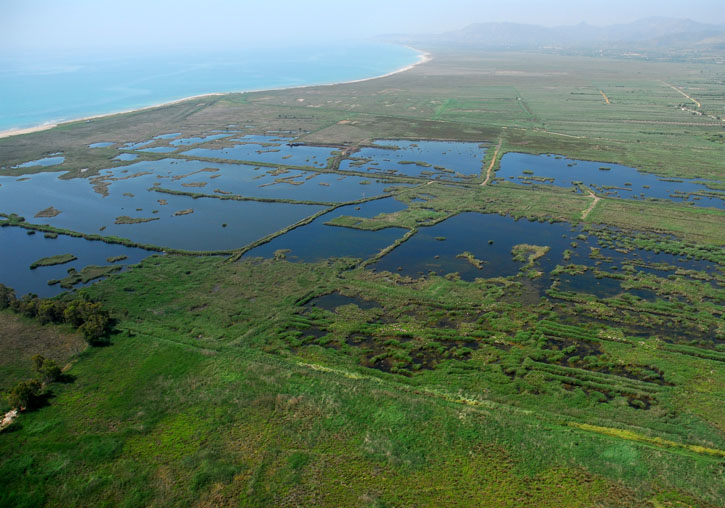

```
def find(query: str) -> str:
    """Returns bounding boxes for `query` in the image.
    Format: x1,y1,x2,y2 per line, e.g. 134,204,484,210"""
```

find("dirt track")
581,186,601,220
664,82,701,108
481,139,503,186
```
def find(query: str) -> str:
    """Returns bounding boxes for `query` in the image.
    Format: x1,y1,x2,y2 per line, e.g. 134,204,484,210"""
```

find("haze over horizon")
3,0,725,53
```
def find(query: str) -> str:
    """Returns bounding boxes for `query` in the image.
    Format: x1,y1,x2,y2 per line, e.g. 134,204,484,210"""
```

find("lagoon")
0,170,324,252
0,226,152,297
246,198,407,262
495,153,725,209
340,140,487,181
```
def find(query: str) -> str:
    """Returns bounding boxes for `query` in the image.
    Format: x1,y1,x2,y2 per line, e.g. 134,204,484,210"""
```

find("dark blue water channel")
495,153,725,209
0,226,153,297
245,197,407,262
339,140,487,181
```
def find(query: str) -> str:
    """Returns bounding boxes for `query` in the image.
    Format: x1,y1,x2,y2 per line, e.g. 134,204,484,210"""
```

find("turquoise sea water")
0,44,420,132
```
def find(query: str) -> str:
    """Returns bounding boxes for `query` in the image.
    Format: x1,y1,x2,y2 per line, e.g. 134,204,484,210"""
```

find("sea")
0,43,420,132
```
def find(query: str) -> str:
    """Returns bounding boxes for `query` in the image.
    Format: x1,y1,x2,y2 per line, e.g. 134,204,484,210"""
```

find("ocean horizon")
0,43,421,133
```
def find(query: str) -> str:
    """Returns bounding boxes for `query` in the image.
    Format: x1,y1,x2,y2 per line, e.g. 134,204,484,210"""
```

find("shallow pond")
245,197,407,262
123,134,233,154
122,140,154,150
169,134,231,146
154,132,182,140
144,158,406,202
306,292,380,311
113,153,139,161
556,271,658,301
371,212,573,281
0,226,153,297
183,134,335,168
339,140,486,181
138,146,177,153
370,212,719,300
495,153,725,209
0,169,324,251
13,156,65,168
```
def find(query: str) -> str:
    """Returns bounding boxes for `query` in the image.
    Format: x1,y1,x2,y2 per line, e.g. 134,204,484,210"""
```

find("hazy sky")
3,0,725,52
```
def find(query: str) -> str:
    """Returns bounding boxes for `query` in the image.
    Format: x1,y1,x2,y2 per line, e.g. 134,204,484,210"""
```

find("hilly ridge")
383,16,725,50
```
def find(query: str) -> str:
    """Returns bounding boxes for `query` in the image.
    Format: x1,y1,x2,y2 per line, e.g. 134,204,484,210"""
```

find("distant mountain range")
382,17,725,51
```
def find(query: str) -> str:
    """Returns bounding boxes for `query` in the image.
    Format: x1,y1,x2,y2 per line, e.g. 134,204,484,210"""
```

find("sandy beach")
0,47,432,141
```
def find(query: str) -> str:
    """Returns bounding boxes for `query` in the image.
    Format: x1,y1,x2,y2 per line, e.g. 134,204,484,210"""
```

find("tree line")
1,284,114,413
0,284,111,345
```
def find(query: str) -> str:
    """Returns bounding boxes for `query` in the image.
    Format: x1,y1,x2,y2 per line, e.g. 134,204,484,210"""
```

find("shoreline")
0,47,432,141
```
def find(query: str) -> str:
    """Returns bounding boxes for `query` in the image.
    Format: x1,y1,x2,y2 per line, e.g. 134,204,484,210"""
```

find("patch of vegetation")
511,243,550,270
456,251,485,269
114,215,160,225
34,206,61,218
29,253,77,269
0,283,112,347
49,265,122,289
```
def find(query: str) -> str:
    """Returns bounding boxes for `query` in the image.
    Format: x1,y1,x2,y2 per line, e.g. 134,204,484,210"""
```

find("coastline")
0,47,432,141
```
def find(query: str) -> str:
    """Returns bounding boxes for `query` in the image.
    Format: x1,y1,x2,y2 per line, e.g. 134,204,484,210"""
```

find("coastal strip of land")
0,48,431,141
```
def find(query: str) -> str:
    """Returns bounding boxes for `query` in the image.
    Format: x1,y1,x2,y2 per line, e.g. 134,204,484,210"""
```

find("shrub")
0,284,15,309
589,391,608,403
79,312,111,345
36,300,65,325
62,301,85,327
32,355,62,383
7,379,42,410
13,294,39,318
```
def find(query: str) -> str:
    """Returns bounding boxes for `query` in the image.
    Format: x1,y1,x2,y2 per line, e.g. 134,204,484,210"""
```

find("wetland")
0,47,723,508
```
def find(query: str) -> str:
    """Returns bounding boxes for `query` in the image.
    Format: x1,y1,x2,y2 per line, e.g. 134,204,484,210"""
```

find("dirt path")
1,409,18,431
546,131,585,139
581,186,601,220
327,141,364,171
599,90,610,104
481,139,503,186
663,82,701,108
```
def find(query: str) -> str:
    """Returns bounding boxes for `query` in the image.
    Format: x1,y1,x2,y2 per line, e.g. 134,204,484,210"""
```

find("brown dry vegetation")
0,311,85,392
